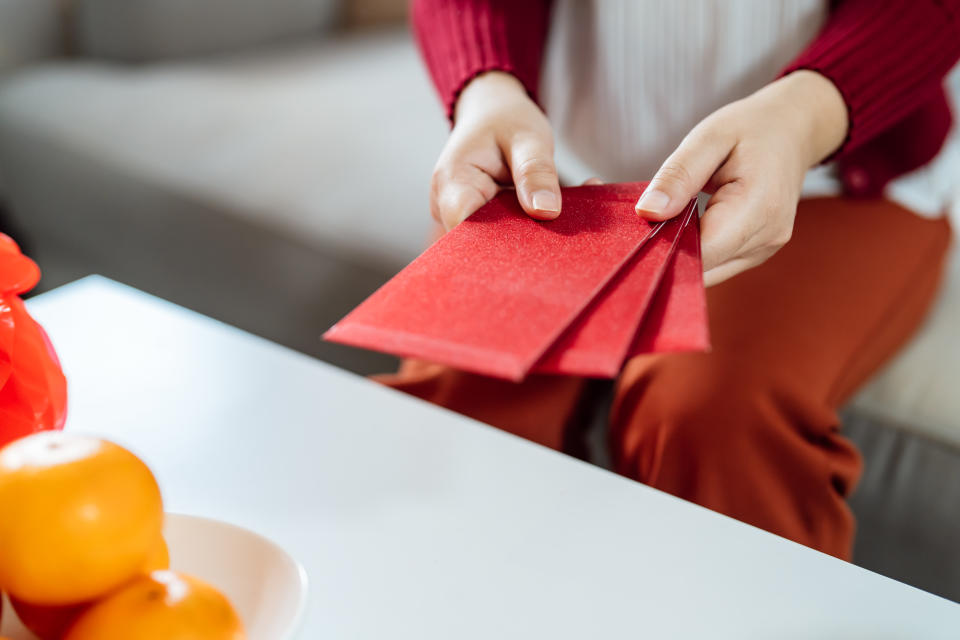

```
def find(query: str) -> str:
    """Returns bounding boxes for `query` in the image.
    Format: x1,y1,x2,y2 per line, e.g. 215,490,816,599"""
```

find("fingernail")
635,189,670,215
531,190,560,213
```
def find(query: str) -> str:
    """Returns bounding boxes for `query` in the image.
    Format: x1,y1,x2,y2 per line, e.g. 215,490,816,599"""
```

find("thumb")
636,128,731,221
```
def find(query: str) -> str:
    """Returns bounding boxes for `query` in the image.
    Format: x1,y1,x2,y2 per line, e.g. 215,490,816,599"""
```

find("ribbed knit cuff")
782,0,960,159
411,0,551,122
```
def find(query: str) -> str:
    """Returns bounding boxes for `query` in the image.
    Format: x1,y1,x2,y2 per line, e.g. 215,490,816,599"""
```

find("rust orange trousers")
374,197,953,560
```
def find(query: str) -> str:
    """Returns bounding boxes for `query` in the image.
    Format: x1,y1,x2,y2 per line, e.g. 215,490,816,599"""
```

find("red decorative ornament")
0,233,67,448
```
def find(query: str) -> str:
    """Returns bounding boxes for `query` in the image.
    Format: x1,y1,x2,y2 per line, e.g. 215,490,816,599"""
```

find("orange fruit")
9,537,168,639
0,433,164,605
9,596,88,640
143,536,170,573
64,571,246,640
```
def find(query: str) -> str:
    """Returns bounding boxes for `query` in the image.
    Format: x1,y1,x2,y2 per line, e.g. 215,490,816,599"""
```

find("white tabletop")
23,276,960,638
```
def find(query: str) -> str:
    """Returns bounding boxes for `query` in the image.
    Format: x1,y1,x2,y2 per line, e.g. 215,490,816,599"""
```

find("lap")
618,196,952,411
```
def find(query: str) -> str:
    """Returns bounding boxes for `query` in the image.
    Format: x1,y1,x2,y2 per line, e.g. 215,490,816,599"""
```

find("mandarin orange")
9,597,88,640
0,433,164,604
64,571,245,640
143,536,170,573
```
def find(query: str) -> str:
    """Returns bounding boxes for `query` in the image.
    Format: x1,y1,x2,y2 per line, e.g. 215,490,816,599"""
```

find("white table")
20,276,960,638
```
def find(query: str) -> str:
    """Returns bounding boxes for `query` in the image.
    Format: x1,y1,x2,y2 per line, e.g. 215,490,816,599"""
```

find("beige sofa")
1,0,959,602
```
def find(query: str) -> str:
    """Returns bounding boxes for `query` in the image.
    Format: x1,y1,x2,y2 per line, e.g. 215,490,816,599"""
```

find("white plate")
0,513,308,640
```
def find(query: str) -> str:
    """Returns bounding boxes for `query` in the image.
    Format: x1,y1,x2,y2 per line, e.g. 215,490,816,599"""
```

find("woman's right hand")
432,71,562,230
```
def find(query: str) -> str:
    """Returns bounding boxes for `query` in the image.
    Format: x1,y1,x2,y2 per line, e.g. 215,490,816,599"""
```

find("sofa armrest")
75,0,341,62
0,0,63,75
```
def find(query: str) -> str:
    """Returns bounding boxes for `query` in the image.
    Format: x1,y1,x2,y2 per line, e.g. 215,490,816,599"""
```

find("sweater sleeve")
782,0,960,158
410,0,552,121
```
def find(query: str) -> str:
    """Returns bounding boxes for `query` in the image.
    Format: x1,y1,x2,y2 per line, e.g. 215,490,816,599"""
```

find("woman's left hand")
635,70,849,287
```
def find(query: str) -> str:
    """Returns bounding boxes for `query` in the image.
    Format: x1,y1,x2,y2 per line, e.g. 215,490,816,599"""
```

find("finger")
432,164,499,231
703,257,758,287
697,182,757,273
582,177,604,186
506,134,562,220
636,125,734,221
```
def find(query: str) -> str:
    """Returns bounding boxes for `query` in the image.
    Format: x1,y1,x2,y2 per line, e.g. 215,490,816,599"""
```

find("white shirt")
542,0,960,221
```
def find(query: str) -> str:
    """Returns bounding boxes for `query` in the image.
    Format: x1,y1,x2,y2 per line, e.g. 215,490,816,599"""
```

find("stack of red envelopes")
324,182,709,381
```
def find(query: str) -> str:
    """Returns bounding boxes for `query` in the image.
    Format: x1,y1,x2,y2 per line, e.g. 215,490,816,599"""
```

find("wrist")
454,71,531,123
769,70,849,166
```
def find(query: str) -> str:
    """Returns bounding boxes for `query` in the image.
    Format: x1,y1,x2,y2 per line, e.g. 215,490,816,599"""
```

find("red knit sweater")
411,0,960,198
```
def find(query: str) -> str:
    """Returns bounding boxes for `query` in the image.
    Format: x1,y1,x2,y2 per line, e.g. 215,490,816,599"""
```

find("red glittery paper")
533,198,697,377
324,185,657,381
629,209,711,356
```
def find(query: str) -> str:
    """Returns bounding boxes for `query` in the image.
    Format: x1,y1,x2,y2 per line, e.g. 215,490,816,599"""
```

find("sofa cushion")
0,30,446,267
75,0,339,61
851,243,960,450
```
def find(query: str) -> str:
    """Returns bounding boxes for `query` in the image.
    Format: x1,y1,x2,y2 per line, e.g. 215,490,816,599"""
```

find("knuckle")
761,222,792,251
654,162,693,190
513,156,556,187
449,186,474,210
773,225,793,248
514,155,555,176
690,123,724,149
439,184,485,229
437,198,462,229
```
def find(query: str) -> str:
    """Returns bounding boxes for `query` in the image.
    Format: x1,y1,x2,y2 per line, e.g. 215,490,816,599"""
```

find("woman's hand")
635,70,849,287
432,71,562,230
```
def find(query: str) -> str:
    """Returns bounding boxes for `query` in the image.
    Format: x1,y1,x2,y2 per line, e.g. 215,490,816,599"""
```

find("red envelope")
324,186,658,381
533,198,697,377
629,209,710,356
